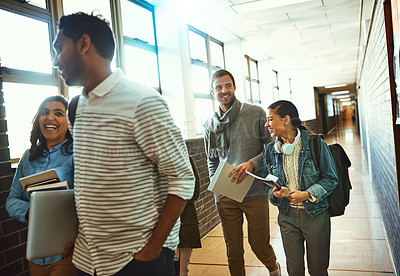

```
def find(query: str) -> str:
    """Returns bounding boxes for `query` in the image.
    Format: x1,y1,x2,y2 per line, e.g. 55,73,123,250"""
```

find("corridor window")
244,55,261,104
273,70,279,100
0,1,58,160
188,26,225,135
120,0,160,91
0,9,52,74
210,40,224,71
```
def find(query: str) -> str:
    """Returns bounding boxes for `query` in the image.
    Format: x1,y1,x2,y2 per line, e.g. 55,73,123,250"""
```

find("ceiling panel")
150,0,370,87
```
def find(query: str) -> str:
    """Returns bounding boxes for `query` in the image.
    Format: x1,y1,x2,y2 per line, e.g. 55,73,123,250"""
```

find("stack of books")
19,169,69,193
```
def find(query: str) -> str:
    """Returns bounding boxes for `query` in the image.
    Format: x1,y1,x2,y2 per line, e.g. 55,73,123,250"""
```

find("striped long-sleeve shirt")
72,69,195,276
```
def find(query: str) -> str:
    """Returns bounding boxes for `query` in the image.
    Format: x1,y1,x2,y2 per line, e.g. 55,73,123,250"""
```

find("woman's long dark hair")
268,100,313,133
29,96,73,161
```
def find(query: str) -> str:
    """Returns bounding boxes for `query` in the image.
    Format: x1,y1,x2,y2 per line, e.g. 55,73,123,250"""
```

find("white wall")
290,77,316,121
224,40,247,102
154,2,197,138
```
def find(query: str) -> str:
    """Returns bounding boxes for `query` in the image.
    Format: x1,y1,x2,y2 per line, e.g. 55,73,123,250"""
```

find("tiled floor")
187,121,395,275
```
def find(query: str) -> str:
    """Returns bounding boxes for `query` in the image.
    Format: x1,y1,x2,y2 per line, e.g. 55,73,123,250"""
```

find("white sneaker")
269,261,281,276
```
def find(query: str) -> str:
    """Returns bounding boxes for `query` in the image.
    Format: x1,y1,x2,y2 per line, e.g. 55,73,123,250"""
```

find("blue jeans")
77,247,175,276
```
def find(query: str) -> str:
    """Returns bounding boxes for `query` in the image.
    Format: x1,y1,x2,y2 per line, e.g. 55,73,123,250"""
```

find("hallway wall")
357,0,400,273
0,64,29,275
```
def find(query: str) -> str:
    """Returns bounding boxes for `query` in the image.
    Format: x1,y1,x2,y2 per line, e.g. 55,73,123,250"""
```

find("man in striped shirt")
53,12,195,276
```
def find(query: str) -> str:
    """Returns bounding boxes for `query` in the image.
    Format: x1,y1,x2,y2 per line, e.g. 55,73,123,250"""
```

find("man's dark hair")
210,69,236,89
58,12,115,60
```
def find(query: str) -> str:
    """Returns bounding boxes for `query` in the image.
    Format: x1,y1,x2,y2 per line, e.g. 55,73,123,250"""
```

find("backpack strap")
68,95,81,127
309,134,323,173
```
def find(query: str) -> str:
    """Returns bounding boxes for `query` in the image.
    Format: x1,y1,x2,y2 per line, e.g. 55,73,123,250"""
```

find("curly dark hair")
58,12,115,60
29,96,73,161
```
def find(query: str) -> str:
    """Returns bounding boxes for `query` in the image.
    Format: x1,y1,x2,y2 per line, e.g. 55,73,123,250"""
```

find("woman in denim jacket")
263,100,338,276
6,96,75,276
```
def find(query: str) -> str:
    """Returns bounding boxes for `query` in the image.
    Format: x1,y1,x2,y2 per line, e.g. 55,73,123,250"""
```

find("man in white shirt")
53,12,195,276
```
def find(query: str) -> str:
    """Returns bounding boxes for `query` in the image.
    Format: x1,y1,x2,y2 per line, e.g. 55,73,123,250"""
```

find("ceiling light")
339,98,351,102
341,102,352,106
231,0,311,13
335,95,350,99
325,84,347,89
331,90,350,95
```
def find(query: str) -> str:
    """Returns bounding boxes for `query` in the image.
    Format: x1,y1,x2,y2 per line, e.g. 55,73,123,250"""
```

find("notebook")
207,160,254,202
26,189,78,260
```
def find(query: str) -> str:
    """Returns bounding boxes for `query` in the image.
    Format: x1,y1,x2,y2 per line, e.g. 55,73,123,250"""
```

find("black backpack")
68,95,80,127
309,134,352,217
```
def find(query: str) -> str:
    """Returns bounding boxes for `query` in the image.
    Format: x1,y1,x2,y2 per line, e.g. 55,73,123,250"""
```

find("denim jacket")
6,140,74,265
263,130,338,217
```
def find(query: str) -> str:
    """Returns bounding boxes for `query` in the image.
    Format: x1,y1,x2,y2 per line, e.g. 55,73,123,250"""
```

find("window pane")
191,65,210,94
124,45,159,89
0,9,52,73
245,80,252,103
3,83,59,159
62,0,112,25
189,31,207,62
251,81,261,102
250,60,258,80
244,58,249,78
210,41,224,68
272,71,278,87
194,98,214,135
121,0,155,44
29,0,46,9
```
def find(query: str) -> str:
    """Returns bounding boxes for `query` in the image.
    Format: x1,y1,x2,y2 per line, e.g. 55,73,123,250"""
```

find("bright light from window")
189,31,208,62
121,0,155,44
3,83,59,159
0,9,52,73
124,45,159,89
29,0,46,9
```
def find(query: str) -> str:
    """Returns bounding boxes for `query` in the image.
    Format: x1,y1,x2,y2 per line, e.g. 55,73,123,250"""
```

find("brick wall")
0,66,29,275
0,133,219,275
185,138,220,238
357,0,400,273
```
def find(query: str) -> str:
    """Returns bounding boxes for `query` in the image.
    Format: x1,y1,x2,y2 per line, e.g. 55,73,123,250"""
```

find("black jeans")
77,247,175,276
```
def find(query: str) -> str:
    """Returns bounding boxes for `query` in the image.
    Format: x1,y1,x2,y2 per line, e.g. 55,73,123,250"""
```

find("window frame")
272,69,279,100
116,0,161,92
188,25,225,136
188,25,225,101
244,55,261,104
0,0,60,89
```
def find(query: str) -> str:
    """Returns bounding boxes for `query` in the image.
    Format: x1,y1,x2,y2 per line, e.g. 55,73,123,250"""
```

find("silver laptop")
26,189,78,260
